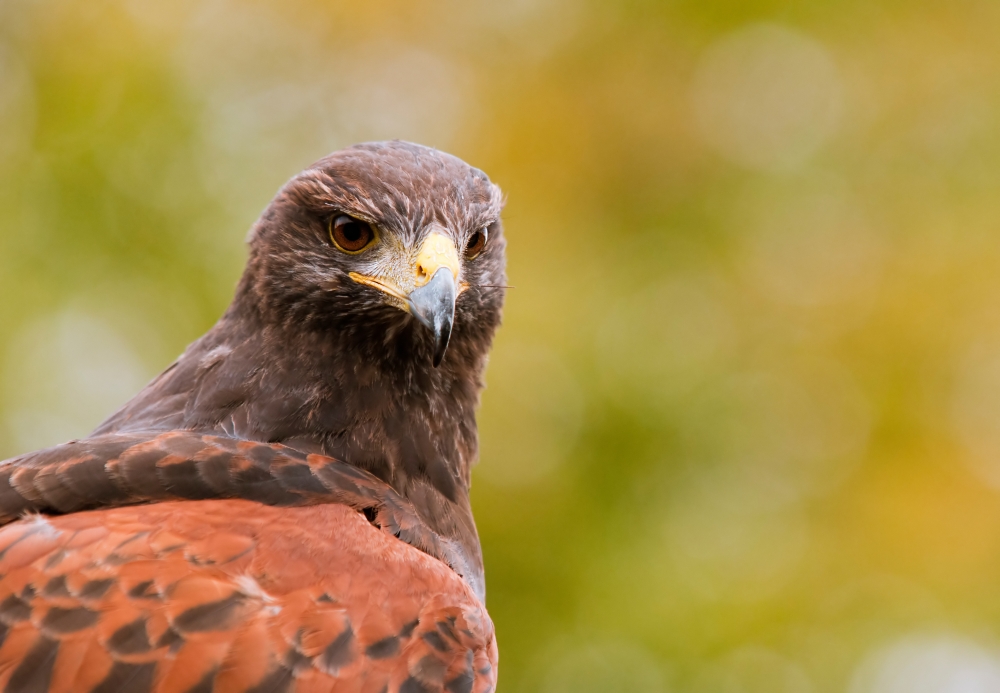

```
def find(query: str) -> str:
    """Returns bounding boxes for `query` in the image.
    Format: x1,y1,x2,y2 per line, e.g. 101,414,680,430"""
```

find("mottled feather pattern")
0,502,496,693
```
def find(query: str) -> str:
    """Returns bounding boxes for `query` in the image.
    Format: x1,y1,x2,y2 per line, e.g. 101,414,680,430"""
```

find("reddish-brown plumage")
0,141,507,692
0,501,496,692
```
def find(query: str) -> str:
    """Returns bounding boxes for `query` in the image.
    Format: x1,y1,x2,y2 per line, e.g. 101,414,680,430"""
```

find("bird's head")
238,140,506,370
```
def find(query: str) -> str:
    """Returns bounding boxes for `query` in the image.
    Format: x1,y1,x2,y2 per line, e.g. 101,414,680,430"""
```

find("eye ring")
329,214,377,254
465,228,488,260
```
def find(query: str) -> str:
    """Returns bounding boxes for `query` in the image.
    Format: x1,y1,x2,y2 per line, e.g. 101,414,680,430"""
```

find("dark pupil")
468,233,482,250
342,223,363,242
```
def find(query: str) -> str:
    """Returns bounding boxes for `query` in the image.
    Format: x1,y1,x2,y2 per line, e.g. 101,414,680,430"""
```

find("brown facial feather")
0,141,506,691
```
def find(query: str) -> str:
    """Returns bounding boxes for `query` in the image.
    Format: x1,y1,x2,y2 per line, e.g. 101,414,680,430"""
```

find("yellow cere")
414,232,460,287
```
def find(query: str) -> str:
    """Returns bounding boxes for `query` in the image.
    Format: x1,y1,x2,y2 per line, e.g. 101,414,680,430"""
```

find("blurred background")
2,0,1000,690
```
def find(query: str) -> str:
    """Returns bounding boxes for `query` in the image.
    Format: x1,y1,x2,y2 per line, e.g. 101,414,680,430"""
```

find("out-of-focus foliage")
4,0,1000,690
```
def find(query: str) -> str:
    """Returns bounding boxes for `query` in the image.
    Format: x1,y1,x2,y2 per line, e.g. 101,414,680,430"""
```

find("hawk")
0,141,506,692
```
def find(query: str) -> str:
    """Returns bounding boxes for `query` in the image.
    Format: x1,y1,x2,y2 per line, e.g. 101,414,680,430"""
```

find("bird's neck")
95,305,487,526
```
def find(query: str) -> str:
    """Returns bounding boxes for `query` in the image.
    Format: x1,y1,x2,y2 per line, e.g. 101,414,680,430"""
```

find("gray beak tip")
408,268,457,367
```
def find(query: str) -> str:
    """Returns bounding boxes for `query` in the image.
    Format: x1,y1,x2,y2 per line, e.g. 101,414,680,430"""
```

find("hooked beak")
349,231,461,367
408,267,456,367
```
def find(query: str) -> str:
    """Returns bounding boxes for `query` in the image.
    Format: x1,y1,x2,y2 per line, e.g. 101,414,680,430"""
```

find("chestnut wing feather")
0,501,496,693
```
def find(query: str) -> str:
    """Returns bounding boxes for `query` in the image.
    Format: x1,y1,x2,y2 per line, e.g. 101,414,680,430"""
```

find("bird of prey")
0,141,506,693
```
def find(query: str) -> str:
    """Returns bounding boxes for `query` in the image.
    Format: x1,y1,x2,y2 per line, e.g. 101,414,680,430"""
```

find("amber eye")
330,215,375,253
465,228,488,259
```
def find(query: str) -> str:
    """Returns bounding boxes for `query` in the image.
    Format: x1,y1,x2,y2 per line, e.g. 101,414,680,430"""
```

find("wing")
0,499,496,693
0,433,483,602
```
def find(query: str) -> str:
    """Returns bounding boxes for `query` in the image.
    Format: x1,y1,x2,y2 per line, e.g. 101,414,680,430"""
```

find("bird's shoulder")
0,430,484,599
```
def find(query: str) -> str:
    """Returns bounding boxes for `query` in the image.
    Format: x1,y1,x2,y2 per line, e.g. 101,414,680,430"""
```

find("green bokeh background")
4,1,1000,690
